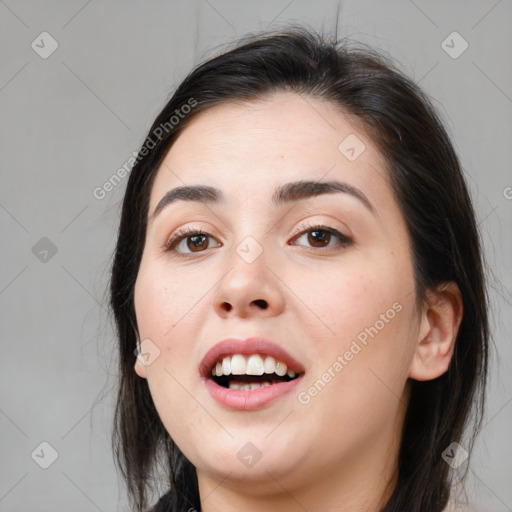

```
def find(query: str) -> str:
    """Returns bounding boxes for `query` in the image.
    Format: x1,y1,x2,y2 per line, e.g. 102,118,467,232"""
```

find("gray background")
1,1,511,511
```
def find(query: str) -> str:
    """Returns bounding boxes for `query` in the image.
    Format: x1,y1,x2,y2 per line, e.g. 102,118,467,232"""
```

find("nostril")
253,299,268,309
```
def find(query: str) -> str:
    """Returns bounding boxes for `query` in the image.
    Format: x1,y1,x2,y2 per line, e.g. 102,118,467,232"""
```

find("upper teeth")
211,354,296,379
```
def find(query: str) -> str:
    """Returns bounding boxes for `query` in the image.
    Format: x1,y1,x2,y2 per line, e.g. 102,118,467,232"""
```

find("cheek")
288,255,407,344
133,264,206,399
145,365,207,453
295,300,417,455
134,263,203,340
292,252,416,399
134,268,207,444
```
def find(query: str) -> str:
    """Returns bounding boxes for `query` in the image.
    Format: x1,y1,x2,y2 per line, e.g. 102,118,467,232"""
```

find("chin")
192,435,309,489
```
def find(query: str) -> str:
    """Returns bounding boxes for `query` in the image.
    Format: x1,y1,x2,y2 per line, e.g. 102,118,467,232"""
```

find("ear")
408,282,463,381
134,343,148,379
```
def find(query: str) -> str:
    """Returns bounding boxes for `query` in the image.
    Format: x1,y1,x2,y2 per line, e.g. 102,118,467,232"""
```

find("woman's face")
134,93,423,496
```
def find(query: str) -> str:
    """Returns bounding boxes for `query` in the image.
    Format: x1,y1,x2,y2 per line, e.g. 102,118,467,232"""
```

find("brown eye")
186,234,209,252
164,227,222,256
306,229,332,248
291,224,353,250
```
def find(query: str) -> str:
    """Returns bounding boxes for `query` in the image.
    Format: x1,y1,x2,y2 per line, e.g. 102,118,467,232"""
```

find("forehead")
149,93,390,210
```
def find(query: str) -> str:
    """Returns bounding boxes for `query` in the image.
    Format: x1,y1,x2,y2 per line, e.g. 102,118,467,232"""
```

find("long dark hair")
110,26,489,512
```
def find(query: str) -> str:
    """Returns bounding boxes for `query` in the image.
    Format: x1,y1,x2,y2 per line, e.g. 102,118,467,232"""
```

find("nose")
212,243,286,319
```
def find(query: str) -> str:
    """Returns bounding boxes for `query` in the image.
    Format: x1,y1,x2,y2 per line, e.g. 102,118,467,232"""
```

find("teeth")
230,354,246,375
211,354,298,377
229,381,273,390
275,361,287,377
246,354,264,375
222,357,231,375
263,356,276,374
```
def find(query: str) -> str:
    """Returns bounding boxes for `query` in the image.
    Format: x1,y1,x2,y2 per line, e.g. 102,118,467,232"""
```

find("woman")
110,27,489,512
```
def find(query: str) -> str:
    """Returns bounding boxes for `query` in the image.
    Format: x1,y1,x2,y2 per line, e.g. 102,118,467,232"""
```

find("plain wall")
1,1,511,511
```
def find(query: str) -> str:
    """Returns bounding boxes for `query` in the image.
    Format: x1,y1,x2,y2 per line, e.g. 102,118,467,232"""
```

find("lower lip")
204,376,303,411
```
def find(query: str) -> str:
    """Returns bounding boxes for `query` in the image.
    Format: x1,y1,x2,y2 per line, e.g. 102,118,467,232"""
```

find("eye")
162,223,352,257
289,223,353,250
163,226,222,256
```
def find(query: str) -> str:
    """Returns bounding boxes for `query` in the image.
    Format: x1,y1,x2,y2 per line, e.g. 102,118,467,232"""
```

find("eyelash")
162,223,353,257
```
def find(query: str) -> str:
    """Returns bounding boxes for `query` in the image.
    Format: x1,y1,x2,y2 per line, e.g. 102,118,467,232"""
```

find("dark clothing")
148,490,172,512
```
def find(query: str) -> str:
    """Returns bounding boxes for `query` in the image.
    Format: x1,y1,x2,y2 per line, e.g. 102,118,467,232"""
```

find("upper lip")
199,337,306,378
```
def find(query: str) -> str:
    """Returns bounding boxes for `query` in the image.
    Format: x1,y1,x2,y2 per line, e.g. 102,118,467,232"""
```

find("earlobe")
134,345,148,379
408,282,463,382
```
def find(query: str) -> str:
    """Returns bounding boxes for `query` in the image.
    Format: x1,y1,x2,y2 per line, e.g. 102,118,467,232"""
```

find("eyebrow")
151,179,375,220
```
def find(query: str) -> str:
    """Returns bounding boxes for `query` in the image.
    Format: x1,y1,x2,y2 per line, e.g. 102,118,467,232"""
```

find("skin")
133,93,463,512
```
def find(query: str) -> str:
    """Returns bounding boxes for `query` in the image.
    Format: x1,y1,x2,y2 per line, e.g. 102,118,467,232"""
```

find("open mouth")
209,354,303,390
